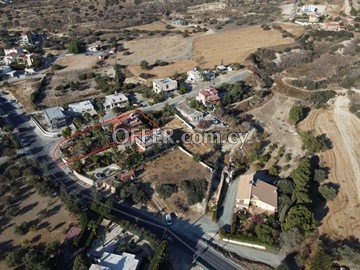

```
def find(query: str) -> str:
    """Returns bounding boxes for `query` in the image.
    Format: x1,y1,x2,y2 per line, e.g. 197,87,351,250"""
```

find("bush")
181,179,207,205
156,184,178,199
319,184,337,201
149,240,168,270
299,131,327,153
268,166,279,176
314,169,326,183
72,253,90,270
310,90,336,106
289,105,305,124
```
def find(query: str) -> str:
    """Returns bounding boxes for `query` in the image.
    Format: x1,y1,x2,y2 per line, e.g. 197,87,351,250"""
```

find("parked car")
165,213,172,226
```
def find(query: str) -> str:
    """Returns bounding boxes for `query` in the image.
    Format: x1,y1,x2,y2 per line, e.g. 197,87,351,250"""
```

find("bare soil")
299,95,360,239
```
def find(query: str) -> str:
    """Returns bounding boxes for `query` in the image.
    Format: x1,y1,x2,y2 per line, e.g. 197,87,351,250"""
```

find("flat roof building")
103,93,129,110
153,78,177,94
68,100,97,116
176,102,204,122
89,252,139,270
43,106,67,129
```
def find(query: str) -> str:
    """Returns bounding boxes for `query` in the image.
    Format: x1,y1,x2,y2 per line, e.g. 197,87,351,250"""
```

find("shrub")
289,105,305,124
319,184,337,201
181,179,207,205
310,90,336,106
299,131,327,153
268,166,279,176
156,184,178,199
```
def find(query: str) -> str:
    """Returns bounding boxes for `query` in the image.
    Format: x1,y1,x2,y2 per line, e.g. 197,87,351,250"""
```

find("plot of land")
139,148,211,215
250,93,305,173
3,78,42,113
119,34,194,66
55,54,98,74
140,148,210,184
127,60,196,79
276,22,305,36
300,95,360,239
193,26,295,68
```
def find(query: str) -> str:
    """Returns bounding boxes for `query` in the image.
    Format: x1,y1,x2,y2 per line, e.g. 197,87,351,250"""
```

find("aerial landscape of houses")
0,0,359,269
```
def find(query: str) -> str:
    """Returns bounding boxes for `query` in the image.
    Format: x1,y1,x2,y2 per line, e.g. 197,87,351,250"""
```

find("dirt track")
300,95,360,239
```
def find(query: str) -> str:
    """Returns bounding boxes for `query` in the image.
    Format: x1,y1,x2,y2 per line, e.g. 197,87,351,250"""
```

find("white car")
165,213,172,226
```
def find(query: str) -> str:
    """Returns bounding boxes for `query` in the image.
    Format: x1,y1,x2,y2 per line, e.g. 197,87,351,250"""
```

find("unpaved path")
300,95,360,239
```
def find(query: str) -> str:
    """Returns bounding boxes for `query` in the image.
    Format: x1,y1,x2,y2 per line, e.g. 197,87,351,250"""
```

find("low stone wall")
221,238,266,250
30,114,60,138
178,145,213,172
73,170,95,187
175,113,195,130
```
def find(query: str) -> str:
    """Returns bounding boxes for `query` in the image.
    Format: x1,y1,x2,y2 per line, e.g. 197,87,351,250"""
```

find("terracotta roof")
120,170,135,181
252,180,278,208
236,174,278,209
200,87,218,97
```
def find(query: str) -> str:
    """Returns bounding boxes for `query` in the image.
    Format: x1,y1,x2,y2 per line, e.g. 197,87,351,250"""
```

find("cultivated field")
192,26,295,68
300,95,360,239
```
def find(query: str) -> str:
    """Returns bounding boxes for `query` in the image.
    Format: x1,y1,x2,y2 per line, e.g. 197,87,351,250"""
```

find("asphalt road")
0,93,244,270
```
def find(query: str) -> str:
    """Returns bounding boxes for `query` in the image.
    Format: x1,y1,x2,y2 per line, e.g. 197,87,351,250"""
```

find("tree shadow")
318,133,333,150
53,222,66,231
30,234,41,244
0,240,15,260
46,204,61,217
37,221,50,230
18,202,38,215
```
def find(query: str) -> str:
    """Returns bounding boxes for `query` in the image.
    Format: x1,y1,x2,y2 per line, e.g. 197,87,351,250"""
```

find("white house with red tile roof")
196,87,221,106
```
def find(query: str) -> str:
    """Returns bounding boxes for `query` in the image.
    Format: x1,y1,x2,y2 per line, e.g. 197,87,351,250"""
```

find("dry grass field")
192,26,295,68
140,147,211,216
3,78,42,113
55,54,98,74
300,95,360,239
140,148,210,184
275,22,305,36
119,34,194,66
127,60,196,79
